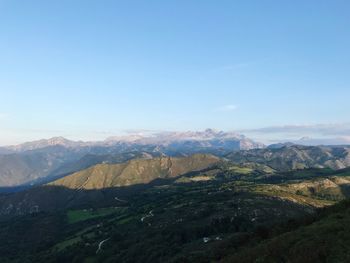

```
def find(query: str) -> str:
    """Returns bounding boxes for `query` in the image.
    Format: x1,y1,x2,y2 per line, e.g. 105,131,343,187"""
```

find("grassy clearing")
67,207,119,224
228,166,254,174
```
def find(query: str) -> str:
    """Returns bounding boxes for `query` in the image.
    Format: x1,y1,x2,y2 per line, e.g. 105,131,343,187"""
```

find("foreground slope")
223,200,350,263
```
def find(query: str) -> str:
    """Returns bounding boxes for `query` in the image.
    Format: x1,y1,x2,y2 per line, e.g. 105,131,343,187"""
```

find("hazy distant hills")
227,145,350,171
0,146,85,186
0,149,164,188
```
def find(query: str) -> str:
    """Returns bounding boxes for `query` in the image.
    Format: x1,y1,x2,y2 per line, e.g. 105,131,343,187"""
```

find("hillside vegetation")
49,154,220,189
1,149,350,262
223,200,350,263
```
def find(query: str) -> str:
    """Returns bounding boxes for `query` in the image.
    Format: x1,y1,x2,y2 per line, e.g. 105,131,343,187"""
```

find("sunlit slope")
49,154,220,189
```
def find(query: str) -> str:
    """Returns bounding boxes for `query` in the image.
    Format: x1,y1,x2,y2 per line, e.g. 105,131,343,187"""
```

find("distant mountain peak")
204,128,220,135
6,136,83,152
46,137,71,144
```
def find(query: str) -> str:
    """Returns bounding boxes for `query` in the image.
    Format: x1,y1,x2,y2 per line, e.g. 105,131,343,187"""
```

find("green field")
67,207,120,224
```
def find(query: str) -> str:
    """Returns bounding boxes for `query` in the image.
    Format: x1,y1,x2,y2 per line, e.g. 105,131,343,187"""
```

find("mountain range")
1,130,350,188
0,130,262,187
2,129,264,152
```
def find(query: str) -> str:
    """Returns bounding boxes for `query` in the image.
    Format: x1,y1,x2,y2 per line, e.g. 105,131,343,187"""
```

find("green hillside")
49,154,220,189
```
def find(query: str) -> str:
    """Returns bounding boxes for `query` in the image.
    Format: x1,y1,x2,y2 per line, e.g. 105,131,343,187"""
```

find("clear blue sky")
0,0,349,144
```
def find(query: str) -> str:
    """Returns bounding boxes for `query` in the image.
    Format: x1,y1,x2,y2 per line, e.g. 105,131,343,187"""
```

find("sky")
0,0,350,145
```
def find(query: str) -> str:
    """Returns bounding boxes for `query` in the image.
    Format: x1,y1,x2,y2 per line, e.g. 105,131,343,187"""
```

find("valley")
1,135,350,262
3,1,349,262
1,150,350,262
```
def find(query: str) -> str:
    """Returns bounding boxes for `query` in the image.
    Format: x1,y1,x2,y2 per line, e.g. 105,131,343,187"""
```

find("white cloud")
215,104,238,112
238,123,350,146
240,123,350,136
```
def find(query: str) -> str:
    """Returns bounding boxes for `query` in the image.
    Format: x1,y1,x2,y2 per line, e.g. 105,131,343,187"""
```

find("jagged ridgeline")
227,145,350,171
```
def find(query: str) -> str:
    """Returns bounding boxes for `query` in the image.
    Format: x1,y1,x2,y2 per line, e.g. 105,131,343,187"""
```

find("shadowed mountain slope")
223,200,350,263
0,148,158,188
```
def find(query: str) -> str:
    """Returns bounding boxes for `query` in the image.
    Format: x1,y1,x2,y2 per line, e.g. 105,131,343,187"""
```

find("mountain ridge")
227,145,350,171
2,129,264,152
48,153,220,189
